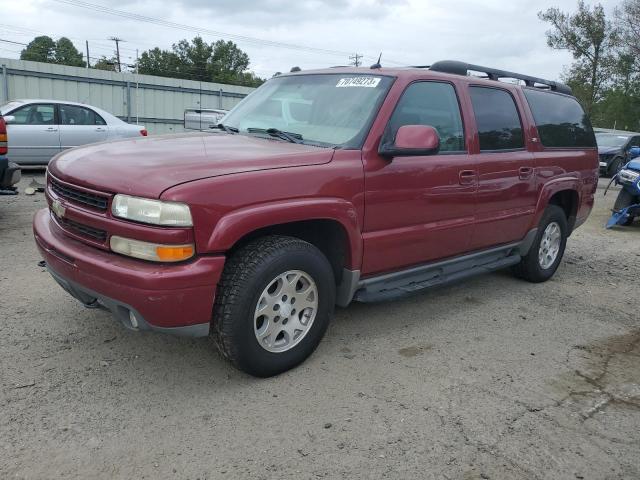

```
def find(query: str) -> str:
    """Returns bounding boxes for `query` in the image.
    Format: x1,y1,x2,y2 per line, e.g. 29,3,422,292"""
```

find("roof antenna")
370,53,382,69
290,66,301,72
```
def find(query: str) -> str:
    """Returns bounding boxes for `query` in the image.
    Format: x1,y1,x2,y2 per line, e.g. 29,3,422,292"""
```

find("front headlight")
112,194,193,227
619,169,640,184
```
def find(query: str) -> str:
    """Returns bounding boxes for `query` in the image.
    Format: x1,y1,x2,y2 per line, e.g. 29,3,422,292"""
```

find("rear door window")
59,104,106,126
469,87,524,151
523,89,596,148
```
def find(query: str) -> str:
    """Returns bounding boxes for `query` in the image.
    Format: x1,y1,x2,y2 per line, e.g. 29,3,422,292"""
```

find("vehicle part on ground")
606,161,640,228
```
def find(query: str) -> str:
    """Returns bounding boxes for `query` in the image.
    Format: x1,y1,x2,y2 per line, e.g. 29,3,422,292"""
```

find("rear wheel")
212,235,335,377
512,205,568,283
613,189,636,226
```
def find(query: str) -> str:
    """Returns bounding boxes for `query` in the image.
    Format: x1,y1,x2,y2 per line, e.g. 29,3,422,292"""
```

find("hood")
626,158,640,171
598,146,621,155
49,132,334,198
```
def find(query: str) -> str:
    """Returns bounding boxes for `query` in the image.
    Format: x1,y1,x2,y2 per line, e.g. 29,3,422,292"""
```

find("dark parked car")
595,129,640,177
34,61,598,376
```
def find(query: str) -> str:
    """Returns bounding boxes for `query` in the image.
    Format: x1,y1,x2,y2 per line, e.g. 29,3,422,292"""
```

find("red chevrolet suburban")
34,61,598,376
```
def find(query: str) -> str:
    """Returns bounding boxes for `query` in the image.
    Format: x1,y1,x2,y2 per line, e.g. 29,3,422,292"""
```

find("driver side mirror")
379,125,440,158
3,115,15,124
629,146,640,159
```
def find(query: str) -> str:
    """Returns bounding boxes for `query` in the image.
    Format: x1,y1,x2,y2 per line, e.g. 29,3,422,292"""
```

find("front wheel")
613,189,636,226
212,235,335,377
512,205,568,283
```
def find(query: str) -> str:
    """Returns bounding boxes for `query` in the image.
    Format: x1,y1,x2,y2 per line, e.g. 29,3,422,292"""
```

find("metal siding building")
0,57,255,134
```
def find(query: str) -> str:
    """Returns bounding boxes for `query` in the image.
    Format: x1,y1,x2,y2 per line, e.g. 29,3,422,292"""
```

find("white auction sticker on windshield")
336,77,381,88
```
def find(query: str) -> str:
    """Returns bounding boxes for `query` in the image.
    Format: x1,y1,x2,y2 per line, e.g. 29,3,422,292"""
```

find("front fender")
206,197,363,269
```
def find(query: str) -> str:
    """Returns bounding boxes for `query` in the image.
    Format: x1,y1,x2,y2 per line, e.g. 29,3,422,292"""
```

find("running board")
353,232,536,303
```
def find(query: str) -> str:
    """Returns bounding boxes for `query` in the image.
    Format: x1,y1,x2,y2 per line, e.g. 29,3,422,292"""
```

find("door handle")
519,166,534,180
45,127,58,132
95,127,106,132
459,170,476,185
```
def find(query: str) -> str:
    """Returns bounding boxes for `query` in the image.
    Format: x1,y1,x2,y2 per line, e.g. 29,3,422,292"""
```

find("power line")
0,38,27,46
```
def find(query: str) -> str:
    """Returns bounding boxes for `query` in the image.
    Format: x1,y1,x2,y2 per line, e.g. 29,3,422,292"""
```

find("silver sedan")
0,99,147,165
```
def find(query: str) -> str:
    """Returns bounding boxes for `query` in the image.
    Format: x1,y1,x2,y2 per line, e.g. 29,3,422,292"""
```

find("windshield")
221,74,394,147
596,134,629,148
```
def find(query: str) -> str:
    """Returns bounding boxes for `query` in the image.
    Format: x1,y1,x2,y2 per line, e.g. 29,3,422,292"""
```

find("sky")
0,0,621,82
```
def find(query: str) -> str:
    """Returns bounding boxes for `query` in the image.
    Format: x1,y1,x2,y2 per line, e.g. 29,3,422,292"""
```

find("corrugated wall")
0,58,255,135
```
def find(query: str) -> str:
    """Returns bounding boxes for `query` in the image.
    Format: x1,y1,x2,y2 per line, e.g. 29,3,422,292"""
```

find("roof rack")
428,60,573,96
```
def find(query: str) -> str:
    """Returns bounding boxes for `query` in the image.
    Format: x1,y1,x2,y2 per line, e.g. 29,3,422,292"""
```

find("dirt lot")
1,172,639,480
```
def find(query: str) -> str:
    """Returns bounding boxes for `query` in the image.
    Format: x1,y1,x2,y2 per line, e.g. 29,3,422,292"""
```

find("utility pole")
349,53,363,67
109,37,124,72
135,49,140,125
85,40,90,69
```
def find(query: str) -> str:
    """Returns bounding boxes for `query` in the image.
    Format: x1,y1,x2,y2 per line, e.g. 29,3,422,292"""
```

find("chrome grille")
50,178,108,211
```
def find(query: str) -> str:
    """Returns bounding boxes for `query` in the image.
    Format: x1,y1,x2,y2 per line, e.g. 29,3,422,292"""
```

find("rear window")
523,89,596,148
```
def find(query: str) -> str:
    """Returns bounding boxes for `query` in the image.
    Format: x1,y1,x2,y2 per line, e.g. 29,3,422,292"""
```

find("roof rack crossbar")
428,60,572,96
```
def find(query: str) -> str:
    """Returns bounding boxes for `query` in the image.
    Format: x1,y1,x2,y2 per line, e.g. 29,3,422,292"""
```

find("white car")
0,99,147,165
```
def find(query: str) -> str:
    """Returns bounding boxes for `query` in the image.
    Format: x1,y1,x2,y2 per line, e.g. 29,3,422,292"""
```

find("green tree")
138,48,182,77
209,40,250,84
20,35,85,67
136,37,263,86
615,0,640,63
54,37,85,67
539,1,617,114
20,36,56,63
174,36,213,81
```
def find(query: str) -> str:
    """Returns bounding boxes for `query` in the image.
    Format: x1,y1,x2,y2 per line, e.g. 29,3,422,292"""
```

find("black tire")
212,235,335,377
512,205,568,283
613,189,636,226
608,157,624,177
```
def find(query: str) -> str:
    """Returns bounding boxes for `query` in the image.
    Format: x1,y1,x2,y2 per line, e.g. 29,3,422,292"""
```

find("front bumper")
33,208,225,337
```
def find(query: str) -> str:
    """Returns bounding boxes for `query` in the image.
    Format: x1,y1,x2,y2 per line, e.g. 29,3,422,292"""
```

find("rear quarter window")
523,89,596,148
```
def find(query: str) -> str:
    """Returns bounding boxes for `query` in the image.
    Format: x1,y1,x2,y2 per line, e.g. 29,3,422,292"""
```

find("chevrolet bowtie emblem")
51,199,66,219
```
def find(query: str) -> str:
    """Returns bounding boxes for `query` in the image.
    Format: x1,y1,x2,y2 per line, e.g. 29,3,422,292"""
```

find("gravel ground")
1,172,639,480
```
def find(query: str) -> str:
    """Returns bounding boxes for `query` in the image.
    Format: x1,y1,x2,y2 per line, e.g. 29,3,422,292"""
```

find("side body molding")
206,197,363,270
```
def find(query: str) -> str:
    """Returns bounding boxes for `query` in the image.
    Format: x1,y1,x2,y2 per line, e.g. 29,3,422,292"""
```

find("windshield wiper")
215,123,239,133
247,127,303,144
